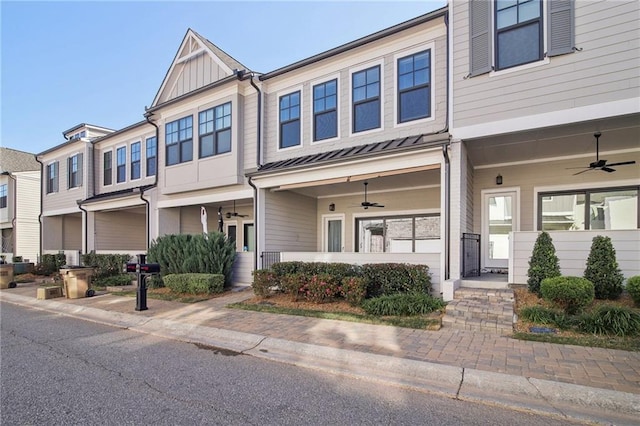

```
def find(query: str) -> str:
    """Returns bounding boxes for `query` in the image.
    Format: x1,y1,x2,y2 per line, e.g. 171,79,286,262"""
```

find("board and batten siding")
452,0,640,128
14,171,41,262
95,209,146,251
261,19,447,165
511,230,640,285
264,191,317,252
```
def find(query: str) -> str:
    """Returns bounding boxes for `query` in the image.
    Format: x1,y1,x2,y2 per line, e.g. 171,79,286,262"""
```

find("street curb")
2,292,639,424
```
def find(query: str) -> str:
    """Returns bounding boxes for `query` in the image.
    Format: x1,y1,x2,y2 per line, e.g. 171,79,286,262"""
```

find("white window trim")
130,141,142,182
241,220,255,252
393,43,436,128
276,85,304,152
310,73,341,145
144,136,156,178
321,213,345,252
116,144,127,184
46,160,59,195
103,148,114,187
224,220,239,251
349,59,385,137
68,151,81,190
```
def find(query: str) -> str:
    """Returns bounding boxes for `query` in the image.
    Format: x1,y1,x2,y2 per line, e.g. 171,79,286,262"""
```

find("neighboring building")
36,1,639,290
447,0,639,292
0,147,41,262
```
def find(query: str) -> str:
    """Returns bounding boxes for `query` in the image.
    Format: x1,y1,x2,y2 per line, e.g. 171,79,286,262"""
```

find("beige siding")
42,216,62,251
264,191,317,252
451,1,640,128
14,171,41,261
95,209,146,251
511,230,640,284
242,91,258,170
262,18,447,165
472,151,640,234
232,252,254,285
62,214,82,250
41,141,89,214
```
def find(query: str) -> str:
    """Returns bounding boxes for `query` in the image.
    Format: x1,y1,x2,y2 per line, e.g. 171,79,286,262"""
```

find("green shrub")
577,305,640,337
584,235,624,300
341,276,368,306
362,263,431,297
163,273,225,294
34,253,67,276
527,231,561,295
519,306,559,324
540,276,594,315
361,293,445,316
271,262,304,276
94,274,132,287
299,273,340,303
625,276,640,307
252,269,278,297
280,273,307,301
82,252,132,280
148,232,236,287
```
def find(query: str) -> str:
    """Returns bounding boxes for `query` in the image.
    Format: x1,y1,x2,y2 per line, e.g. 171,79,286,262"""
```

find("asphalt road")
1,301,580,425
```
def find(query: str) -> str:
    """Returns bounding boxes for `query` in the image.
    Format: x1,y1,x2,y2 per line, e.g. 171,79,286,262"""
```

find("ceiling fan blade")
566,166,591,170
601,167,616,173
590,159,607,168
371,204,385,208
573,169,593,176
605,161,636,167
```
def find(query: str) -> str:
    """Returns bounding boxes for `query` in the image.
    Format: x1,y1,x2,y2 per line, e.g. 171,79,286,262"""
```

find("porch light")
329,203,335,212
496,174,503,185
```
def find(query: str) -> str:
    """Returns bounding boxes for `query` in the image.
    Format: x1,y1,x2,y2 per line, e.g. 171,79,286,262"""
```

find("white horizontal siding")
510,230,640,284
264,191,317,252
232,252,254,285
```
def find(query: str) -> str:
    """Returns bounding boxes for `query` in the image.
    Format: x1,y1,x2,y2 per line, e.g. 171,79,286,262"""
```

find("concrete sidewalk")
1,282,639,425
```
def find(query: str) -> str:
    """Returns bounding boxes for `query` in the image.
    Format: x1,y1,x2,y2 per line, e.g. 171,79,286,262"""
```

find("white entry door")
482,190,519,269
323,215,344,252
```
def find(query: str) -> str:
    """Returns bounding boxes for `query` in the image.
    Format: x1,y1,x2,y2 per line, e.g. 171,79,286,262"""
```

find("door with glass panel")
483,191,518,269
323,216,344,252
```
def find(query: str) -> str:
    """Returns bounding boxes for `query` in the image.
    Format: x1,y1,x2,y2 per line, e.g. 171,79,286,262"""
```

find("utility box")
59,267,95,299
0,264,16,289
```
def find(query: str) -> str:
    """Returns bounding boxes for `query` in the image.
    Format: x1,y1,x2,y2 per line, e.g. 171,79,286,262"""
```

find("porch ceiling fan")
568,132,636,175
357,181,384,209
226,200,248,218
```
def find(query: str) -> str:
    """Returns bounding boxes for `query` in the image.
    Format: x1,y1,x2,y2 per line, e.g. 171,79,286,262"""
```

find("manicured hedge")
541,276,594,315
163,273,225,294
82,252,132,280
627,276,640,307
361,263,431,297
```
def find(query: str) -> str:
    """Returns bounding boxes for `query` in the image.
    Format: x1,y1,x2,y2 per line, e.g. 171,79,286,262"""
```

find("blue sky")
1,1,445,155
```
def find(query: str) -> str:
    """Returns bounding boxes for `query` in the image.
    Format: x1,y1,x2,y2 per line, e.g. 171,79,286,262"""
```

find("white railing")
510,230,640,284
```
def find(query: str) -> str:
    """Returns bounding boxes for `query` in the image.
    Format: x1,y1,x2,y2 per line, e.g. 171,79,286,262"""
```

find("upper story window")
199,102,231,158
352,66,381,133
469,0,574,76
279,91,301,149
495,0,543,70
166,116,193,166
146,137,157,177
46,162,58,194
117,146,126,183
313,79,338,141
103,151,113,186
67,153,82,189
398,50,431,123
0,184,7,209
131,142,141,180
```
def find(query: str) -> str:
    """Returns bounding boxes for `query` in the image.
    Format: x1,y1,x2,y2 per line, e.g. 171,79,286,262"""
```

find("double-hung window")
46,162,58,194
131,142,141,180
0,184,7,209
103,151,113,186
146,137,157,177
352,66,380,133
495,0,543,70
313,79,337,141
279,91,301,149
199,102,232,158
67,153,82,189
166,116,193,165
398,50,430,123
116,146,126,183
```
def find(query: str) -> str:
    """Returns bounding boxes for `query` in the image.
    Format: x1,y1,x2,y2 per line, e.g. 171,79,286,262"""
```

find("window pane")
414,51,429,69
167,144,179,166
520,0,541,21
399,74,413,90
327,220,342,252
354,99,380,132
353,87,366,102
366,67,379,82
590,189,638,230
398,57,413,75
541,193,586,231
281,120,300,148
414,68,429,85
200,134,214,158
497,0,518,11
353,71,366,88
386,218,413,253
326,80,336,95
315,110,337,141
358,219,384,253
243,223,255,251
181,140,193,162
314,99,325,112
415,216,440,252
497,8,517,29
326,94,336,109
217,129,231,153
497,21,541,69
400,87,430,122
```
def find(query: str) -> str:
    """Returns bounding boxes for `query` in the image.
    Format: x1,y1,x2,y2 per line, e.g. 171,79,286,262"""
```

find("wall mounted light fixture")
496,174,503,185
329,203,335,211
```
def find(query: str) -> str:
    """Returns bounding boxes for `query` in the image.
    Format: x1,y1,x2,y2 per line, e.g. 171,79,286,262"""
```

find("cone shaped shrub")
584,235,624,300
527,231,561,295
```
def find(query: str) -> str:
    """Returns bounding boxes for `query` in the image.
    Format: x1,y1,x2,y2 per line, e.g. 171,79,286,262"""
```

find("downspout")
34,157,44,261
246,71,262,270
248,72,262,168
142,111,160,251
442,10,451,281
77,201,88,265
248,177,259,270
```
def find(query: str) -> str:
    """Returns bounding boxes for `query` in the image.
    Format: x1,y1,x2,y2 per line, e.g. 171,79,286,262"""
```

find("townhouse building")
447,0,639,292
0,148,41,263
36,1,639,292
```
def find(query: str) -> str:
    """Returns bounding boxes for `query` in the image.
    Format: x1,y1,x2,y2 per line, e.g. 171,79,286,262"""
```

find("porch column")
448,139,470,281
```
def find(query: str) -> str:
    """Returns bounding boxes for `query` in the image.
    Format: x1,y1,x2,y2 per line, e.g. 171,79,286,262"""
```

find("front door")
482,190,519,269
323,215,344,252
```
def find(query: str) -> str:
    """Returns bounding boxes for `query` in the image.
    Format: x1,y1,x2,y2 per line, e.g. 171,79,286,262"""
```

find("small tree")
527,231,561,295
584,235,624,300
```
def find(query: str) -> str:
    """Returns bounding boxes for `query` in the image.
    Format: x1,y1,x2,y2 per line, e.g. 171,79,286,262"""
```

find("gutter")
244,70,262,270
141,111,160,250
248,177,259,271
247,72,263,168
442,9,451,281
77,201,88,264
34,157,44,261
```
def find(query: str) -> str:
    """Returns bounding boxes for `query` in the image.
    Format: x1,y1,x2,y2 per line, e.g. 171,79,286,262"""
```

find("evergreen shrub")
252,269,278,297
540,276,594,315
584,235,624,300
82,252,132,280
577,305,640,337
163,273,225,294
527,231,561,295
362,263,431,297
34,253,67,276
341,276,368,306
626,276,640,307
361,293,445,316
